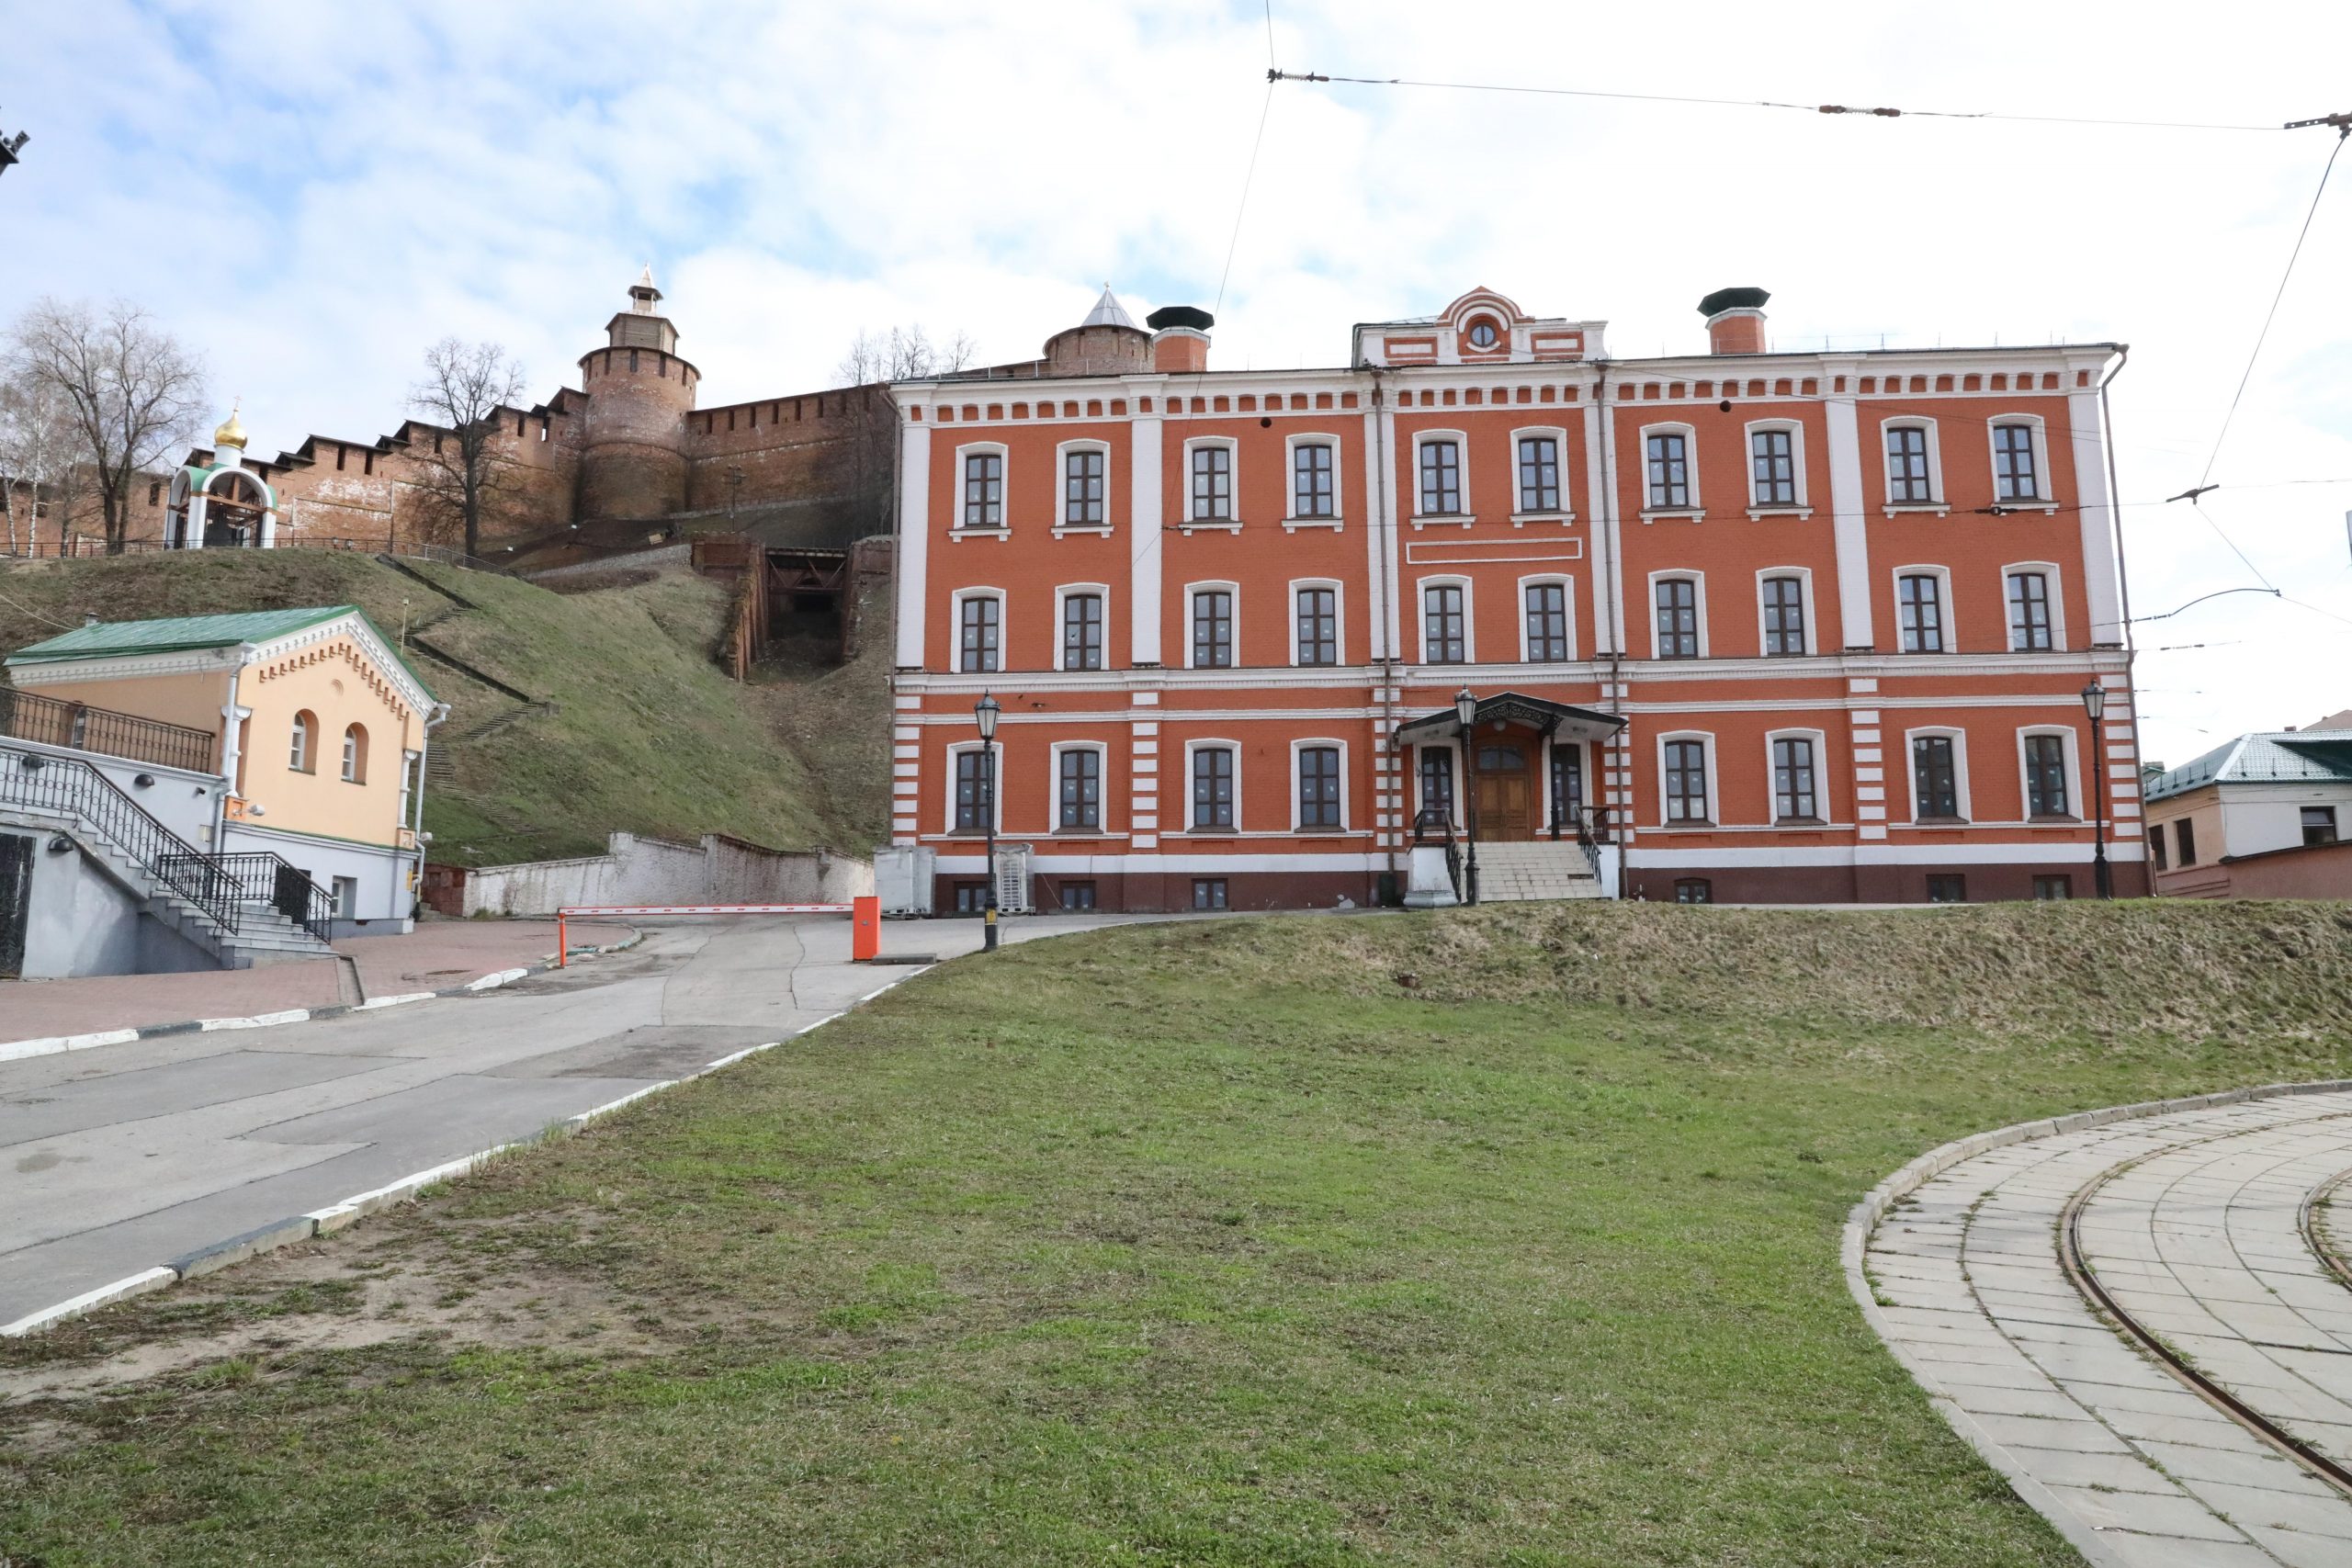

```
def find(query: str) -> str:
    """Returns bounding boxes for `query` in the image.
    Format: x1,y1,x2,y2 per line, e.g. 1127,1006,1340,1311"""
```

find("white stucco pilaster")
2069,388,2125,647
1825,388,1874,649
1129,412,1163,665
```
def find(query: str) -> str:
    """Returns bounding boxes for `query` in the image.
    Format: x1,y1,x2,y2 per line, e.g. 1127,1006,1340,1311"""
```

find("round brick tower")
576,267,697,522
1041,285,1151,376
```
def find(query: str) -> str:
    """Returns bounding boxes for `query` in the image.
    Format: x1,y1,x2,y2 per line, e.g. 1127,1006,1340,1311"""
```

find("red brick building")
888,285,2146,909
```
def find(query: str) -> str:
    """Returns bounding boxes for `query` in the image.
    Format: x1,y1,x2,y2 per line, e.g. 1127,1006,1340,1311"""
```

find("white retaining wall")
458,831,873,915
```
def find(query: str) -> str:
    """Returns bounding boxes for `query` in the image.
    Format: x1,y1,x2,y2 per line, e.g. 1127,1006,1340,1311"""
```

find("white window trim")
1183,580,1241,671
1515,572,1578,663
1655,728,1720,828
289,711,314,772
340,724,364,784
1891,564,1956,654
1181,737,1243,833
1741,417,1812,516
1903,725,1973,823
2001,560,2067,653
1637,421,1702,519
2016,724,2084,823
1415,739,1464,831
1754,566,1817,659
1646,570,1709,660
1986,412,2058,509
1283,431,1346,529
1416,574,1476,665
950,586,1008,674
1508,423,1574,522
1046,739,1112,832
944,739,1006,834
1289,736,1351,832
1288,577,1347,668
953,441,1010,535
1410,428,1472,523
1181,435,1239,528
1053,581,1114,672
1052,438,1114,536
1762,727,1829,823
1879,415,1947,513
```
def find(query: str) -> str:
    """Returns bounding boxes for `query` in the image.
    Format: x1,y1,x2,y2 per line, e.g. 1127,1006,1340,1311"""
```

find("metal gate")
0,831,32,980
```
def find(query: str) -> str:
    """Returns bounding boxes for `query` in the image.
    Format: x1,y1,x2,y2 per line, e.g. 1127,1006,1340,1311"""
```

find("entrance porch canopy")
1393,691,1626,749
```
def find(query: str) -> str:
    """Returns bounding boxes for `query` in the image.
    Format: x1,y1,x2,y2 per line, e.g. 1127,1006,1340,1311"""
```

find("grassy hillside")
10,904,2352,1565
0,550,862,865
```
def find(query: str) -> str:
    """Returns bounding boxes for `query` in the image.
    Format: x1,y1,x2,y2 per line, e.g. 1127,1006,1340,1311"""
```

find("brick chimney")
1148,305,1214,374
1699,287,1770,355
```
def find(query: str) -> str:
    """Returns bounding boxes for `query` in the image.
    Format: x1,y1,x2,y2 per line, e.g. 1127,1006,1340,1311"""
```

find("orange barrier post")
558,911,568,967
852,895,880,962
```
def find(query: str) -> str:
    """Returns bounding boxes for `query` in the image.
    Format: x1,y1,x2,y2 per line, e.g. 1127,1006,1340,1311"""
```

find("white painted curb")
0,1266,177,1337
0,1028,140,1066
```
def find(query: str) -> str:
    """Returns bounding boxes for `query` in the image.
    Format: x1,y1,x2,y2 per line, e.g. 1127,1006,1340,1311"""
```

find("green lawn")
6,903,2352,1565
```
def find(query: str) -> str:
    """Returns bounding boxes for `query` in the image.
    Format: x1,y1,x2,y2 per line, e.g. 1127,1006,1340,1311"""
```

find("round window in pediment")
1465,318,1501,351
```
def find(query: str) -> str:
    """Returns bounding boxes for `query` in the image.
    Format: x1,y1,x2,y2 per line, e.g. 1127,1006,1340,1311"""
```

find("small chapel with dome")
164,402,281,549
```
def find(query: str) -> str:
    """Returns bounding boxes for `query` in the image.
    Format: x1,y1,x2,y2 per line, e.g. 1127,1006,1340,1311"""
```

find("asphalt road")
0,911,1172,1325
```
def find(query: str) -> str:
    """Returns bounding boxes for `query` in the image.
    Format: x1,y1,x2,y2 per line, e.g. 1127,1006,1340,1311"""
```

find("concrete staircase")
1471,839,1610,903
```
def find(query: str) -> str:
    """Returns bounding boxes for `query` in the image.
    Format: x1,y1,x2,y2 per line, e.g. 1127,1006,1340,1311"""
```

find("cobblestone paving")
1862,1091,2352,1567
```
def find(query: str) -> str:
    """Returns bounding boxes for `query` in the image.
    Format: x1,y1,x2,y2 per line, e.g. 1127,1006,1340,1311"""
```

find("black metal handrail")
1411,806,1464,906
190,851,336,945
0,743,244,934
0,686,217,773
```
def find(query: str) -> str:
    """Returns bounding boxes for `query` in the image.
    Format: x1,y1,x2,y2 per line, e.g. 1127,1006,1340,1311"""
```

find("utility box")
994,843,1035,915
874,845,935,916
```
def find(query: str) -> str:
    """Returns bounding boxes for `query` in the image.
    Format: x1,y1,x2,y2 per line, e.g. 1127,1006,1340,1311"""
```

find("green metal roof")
2143,730,2352,803
6,605,435,702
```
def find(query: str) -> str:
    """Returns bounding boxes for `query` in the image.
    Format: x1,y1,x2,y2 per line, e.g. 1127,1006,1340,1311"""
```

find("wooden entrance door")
1472,742,1535,840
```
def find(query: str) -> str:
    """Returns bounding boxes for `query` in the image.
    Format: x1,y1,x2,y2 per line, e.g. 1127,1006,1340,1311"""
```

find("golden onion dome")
213,400,246,450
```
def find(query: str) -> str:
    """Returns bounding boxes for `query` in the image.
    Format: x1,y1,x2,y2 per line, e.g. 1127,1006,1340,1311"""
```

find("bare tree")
6,299,206,555
407,338,525,558
833,325,976,534
0,371,86,556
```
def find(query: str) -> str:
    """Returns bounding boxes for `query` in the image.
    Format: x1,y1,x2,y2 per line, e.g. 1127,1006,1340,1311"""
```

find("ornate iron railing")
0,743,244,935
0,686,217,773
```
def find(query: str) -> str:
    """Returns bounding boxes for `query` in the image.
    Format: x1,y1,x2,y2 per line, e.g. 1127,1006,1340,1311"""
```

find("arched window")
342,723,368,784
288,710,319,773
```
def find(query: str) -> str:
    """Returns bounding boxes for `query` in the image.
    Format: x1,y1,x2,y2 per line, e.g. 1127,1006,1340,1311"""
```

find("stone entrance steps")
1473,840,1609,903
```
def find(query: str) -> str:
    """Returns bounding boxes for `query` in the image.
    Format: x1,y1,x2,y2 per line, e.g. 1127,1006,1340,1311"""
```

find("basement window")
1672,878,1713,905
1926,874,1968,904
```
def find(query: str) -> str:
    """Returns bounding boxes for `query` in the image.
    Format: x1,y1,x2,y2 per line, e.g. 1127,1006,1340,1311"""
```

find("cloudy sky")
7,0,2350,763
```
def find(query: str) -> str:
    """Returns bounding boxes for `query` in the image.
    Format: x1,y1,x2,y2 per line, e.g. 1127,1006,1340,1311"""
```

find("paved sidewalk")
1860,1091,2352,1567
0,920,631,1043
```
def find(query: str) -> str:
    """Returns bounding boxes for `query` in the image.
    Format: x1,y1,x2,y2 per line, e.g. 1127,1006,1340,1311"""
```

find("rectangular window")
1295,587,1338,666
1297,746,1342,829
2033,874,2073,901
1761,577,1805,657
1192,878,1228,910
1772,737,1818,820
1423,584,1466,663
1419,749,1454,824
1898,574,1945,653
1887,425,1934,502
1913,736,1961,819
958,596,1000,673
953,882,989,914
1645,432,1690,509
1057,749,1101,829
1419,440,1462,514
1192,590,1233,668
1063,448,1105,525
1192,747,1235,829
1550,746,1584,829
1061,592,1103,671
1058,881,1097,911
1750,428,1796,505
2007,572,2052,650
1517,435,1561,512
962,452,1002,528
1293,443,1335,518
2151,827,2169,871
2024,734,2069,818
954,750,991,831
2304,807,2339,847
1655,578,1699,659
332,875,357,919
1190,446,1232,520
1673,878,1713,905
1926,874,1968,904
1523,582,1569,661
1994,423,2040,501
2177,818,2198,866
1664,739,1710,823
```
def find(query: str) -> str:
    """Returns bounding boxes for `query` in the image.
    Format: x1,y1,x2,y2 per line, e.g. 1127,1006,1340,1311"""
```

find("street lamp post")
975,692,1001,949
2081,682,2110,900
1455,687,1480,907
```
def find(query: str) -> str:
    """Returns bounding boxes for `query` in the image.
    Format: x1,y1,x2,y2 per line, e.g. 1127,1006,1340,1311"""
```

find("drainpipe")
213,642,256,852
1591,363,1630,898
409,700,451,918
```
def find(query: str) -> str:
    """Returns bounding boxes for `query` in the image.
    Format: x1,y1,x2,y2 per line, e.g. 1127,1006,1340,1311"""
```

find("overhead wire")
1214,2,1281,317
